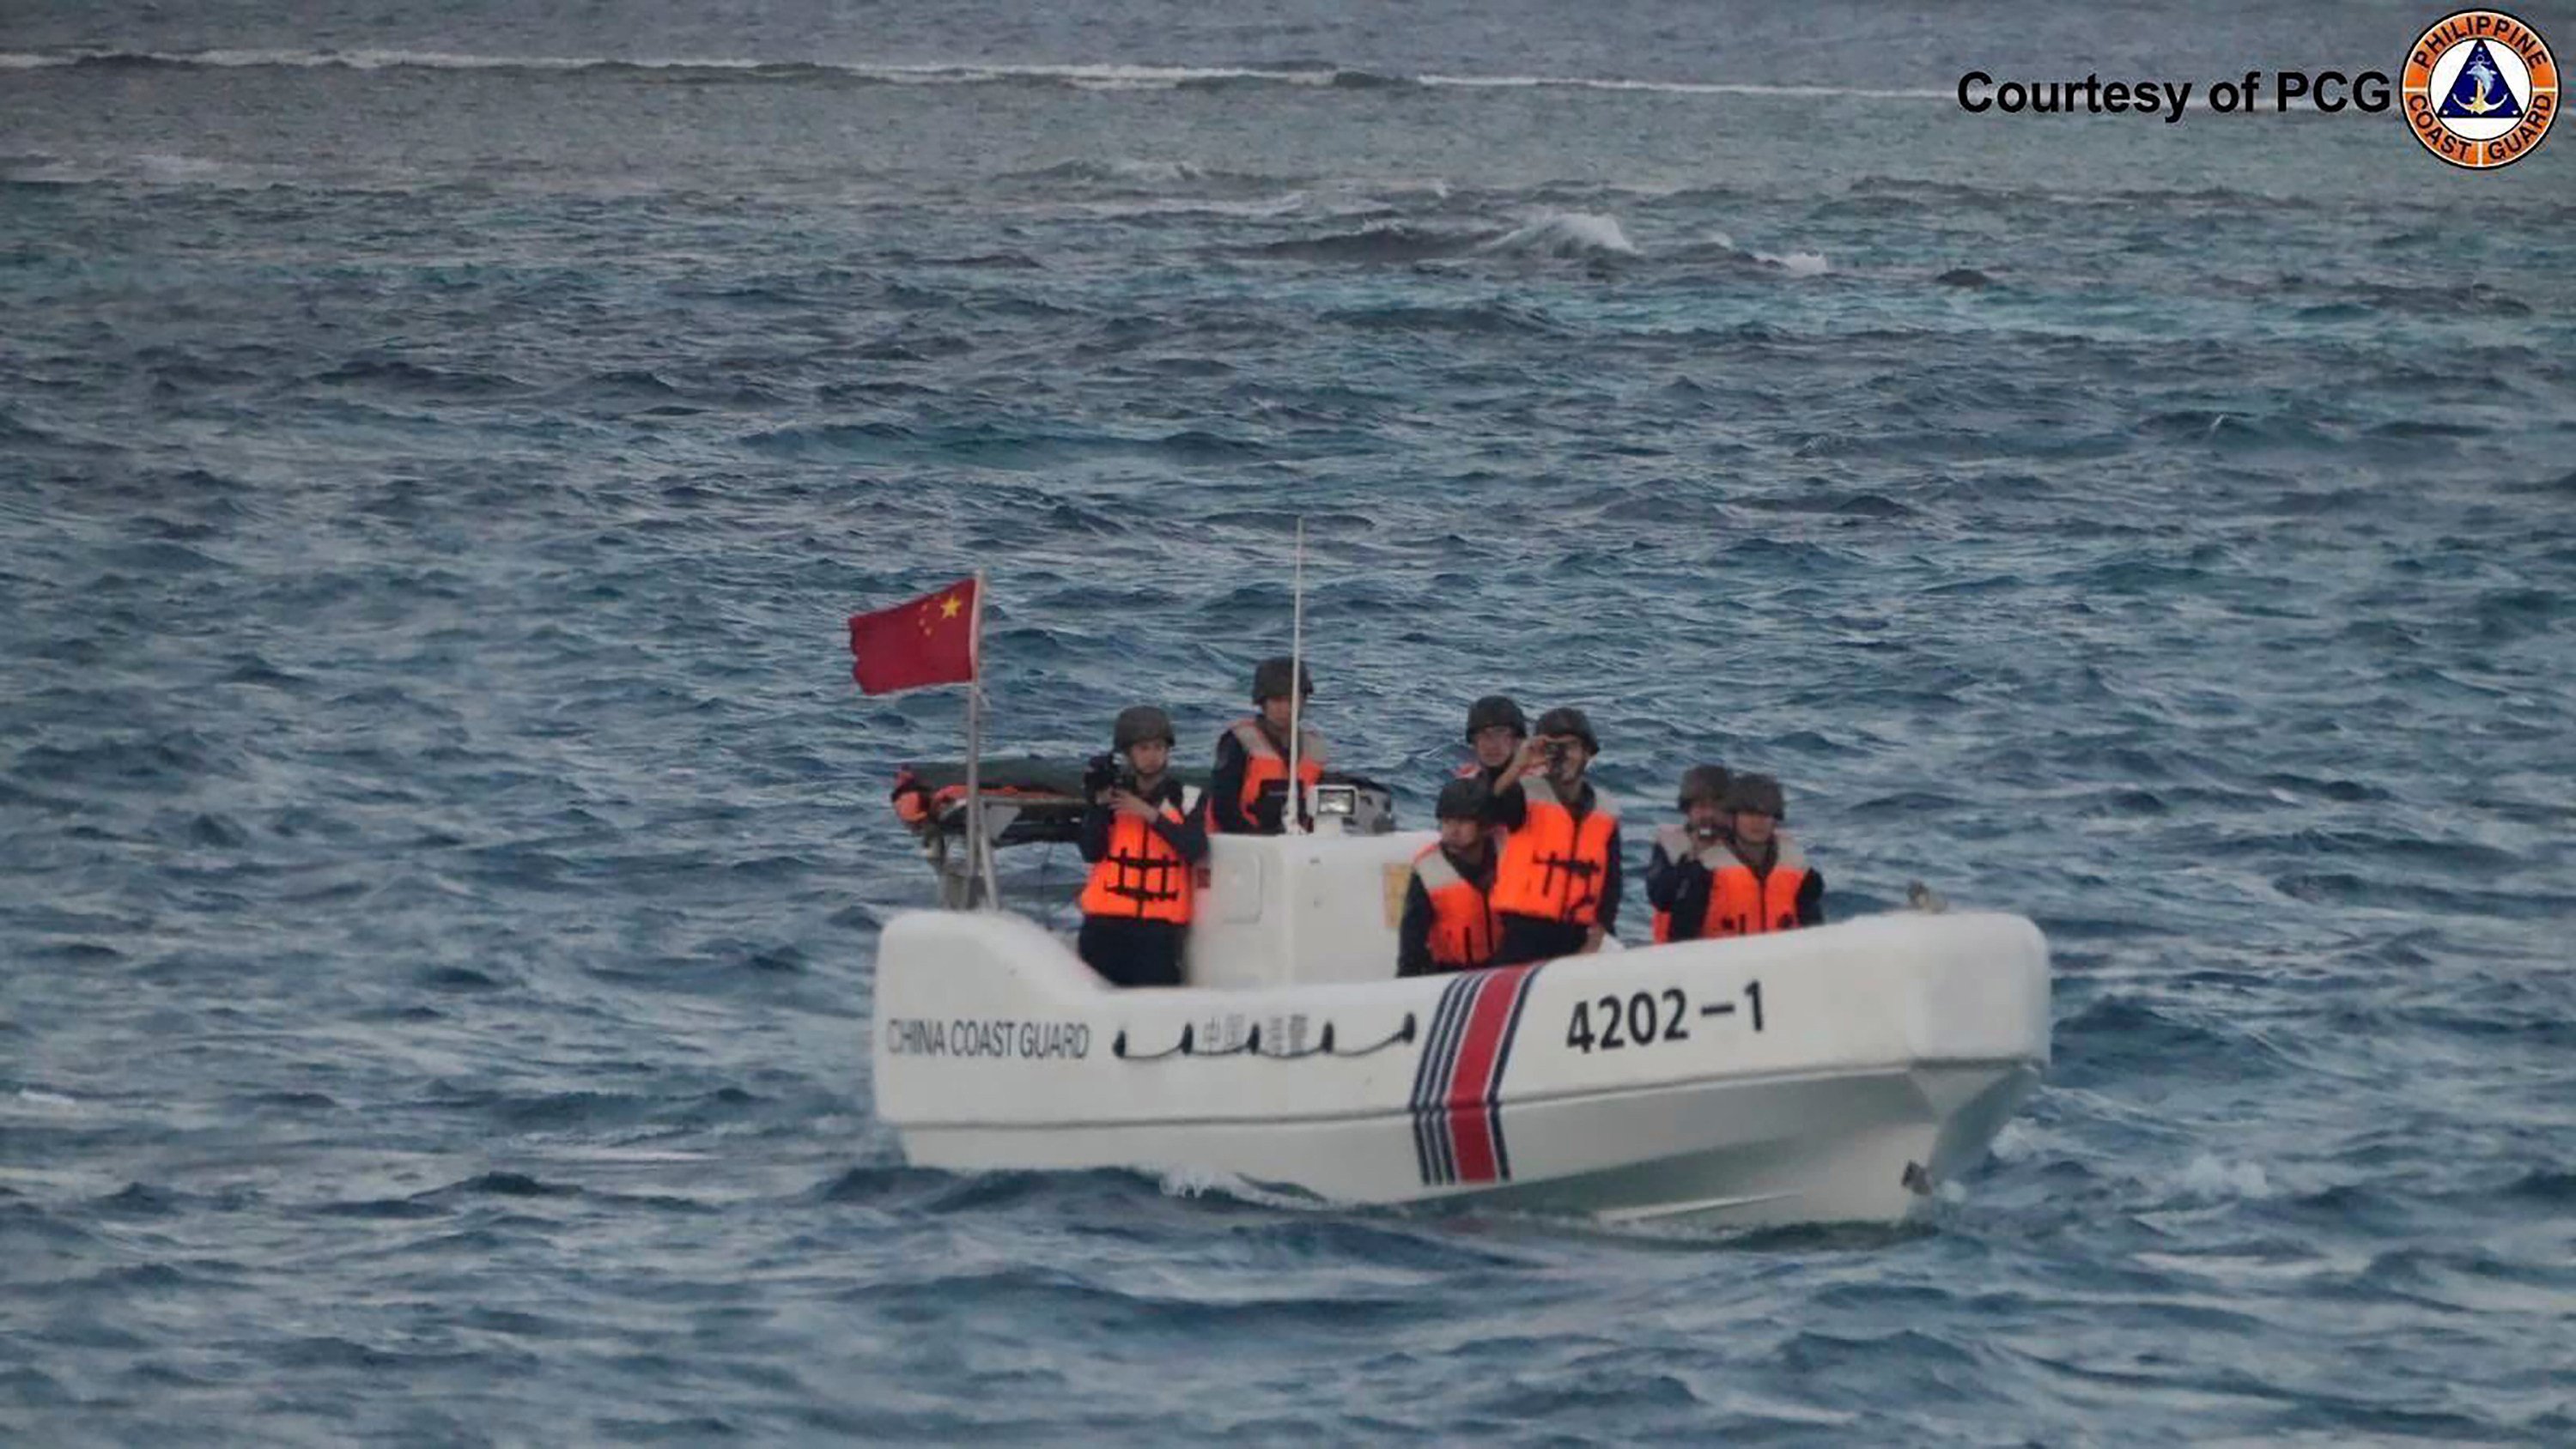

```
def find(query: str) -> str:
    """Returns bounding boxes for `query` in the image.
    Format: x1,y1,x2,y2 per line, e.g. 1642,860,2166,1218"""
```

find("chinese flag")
848,577,978,694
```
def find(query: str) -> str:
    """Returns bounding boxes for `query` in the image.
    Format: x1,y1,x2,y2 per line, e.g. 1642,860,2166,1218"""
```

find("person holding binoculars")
1075,705,1207,987
1486,706,1624,966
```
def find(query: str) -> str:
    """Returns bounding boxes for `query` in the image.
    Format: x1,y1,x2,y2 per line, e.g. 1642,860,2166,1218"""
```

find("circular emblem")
2403,10,2558,168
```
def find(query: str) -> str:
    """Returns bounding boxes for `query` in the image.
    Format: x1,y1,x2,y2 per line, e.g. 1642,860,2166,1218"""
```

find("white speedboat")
870,765,2050,1228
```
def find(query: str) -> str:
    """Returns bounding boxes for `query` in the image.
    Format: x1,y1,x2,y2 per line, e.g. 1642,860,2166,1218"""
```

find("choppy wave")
0,47,1953,100
1481,212,1638,258
1251,211,1646,264
1753,249,1832,276
1257,224,1489,263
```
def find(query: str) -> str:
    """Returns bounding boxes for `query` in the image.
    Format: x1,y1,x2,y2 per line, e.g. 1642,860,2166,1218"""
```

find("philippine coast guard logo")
2403,10,2558,168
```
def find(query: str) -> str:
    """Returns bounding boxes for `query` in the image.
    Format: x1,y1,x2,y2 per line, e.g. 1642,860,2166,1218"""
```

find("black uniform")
1643,827,1712,938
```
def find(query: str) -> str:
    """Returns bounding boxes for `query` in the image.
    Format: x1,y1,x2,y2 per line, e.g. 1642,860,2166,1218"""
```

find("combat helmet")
1462,694,1528,742
1722,773,1786,820
1676,765,1732,811
1113,705,1176,750
1533,706,1599,753
1435,776,1493,823
1251,656,1315,704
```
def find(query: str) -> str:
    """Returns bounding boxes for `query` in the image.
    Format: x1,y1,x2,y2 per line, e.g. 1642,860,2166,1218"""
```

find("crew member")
1488,706,1622,964
1077,706,1207,987
1644,765,1731,943
1457,694,1528,788
1698,773,1824,937
1398,777,1502,977
1208,656,1326,834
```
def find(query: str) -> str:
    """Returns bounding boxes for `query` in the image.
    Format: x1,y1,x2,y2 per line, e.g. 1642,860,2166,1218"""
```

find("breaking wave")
0,48,1952,100
1258,212,1638,264
1480,212,1637,258
1754,249,1832,276
1018,158,1215,185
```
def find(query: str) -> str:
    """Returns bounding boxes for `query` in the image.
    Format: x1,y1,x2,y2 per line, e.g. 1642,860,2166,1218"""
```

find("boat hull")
870,905,2050,1228
897,1061,2038,1228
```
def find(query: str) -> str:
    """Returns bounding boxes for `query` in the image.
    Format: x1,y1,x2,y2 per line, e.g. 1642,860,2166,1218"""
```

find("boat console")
1188,828,1427,991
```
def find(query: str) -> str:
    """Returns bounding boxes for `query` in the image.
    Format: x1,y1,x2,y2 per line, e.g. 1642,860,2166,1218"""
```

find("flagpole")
965,568,993,908
1285,518,1305,839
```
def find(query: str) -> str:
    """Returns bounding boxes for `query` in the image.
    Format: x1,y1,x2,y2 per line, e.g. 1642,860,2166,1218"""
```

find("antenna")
1285,517,1306,837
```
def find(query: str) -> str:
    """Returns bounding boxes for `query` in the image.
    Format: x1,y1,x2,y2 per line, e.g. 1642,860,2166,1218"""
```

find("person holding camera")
1645,765,1732,943
1487,706,1623,965
1076,705,1207,988
1397,777,1504,978
1208,656,1327,835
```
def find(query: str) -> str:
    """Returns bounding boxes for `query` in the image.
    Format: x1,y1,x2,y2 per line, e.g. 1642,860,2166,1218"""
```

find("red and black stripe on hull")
1408,964,1542,1186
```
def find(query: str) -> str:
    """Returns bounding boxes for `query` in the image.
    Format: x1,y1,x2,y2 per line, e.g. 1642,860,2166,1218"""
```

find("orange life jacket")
1704,834,1809,938
1078,801,1194,924
1491,776,1619,927
1213,718,1326,834
1413,843,1500,970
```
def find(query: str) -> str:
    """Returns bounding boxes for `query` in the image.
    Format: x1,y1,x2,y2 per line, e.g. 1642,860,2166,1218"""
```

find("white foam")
134,153,244,182
546,1146,712,1163
1361,178,1453,200
1989,1121,2037,1162
915,62,1334,88
1755,250,1832,276
4,46,769,73
0,49,1953,102
2174,1153,2274,1202
1157,1167,1334,1211
1077,192,1309,220
1482,211,1639,258
1089,158,1206,183
1417,72,1949,100
174,47,604,70
234,47,567,70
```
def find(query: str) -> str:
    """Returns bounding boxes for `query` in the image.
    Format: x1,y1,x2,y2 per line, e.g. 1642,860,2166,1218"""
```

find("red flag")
848,578,979,695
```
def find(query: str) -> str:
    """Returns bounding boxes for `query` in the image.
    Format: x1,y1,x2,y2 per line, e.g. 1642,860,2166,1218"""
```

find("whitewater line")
0,48,1952,100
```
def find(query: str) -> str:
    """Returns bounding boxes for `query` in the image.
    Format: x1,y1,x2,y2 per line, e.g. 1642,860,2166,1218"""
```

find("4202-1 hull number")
1564,980,1764,1053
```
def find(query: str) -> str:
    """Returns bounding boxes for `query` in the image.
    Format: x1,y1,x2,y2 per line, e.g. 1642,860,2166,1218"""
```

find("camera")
1084,752,1136,801
1543,741,1571,768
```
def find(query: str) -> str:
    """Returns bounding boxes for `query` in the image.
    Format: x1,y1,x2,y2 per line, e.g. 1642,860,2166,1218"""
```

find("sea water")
3,0,2573,1440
